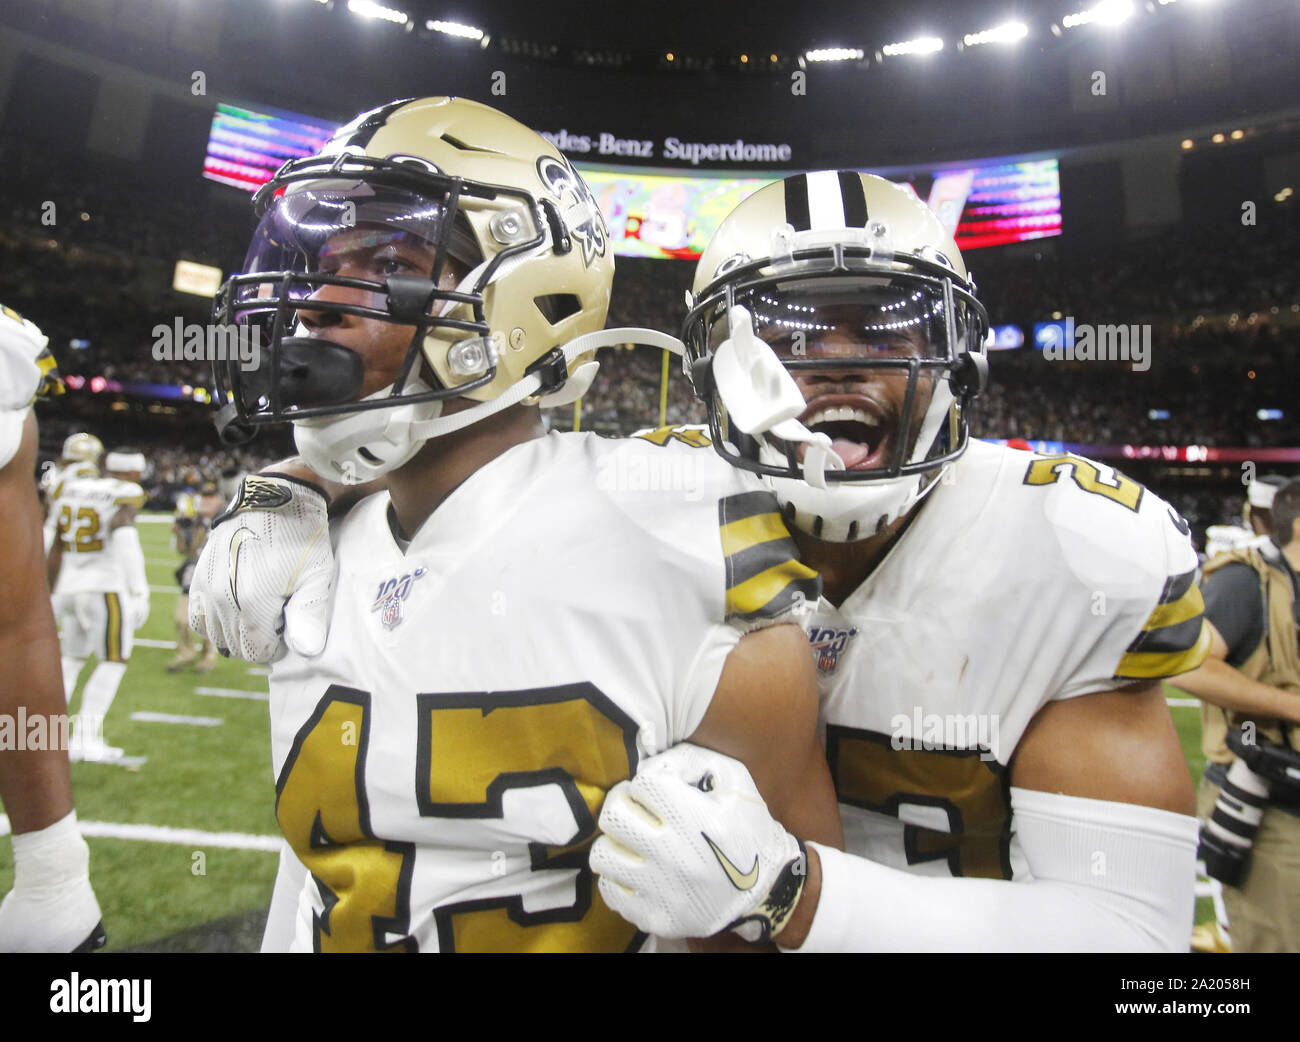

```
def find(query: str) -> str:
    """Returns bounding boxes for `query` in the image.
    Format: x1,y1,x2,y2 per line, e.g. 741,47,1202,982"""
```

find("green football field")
0,514,1218,950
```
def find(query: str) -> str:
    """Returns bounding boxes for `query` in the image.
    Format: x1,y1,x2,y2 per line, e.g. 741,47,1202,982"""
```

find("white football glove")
0,812,105,953
591,743,807,942
188,474,333,663
127,590,150,630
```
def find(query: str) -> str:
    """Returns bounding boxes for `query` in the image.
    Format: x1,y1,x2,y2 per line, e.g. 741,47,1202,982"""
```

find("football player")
48,448,150,762
40,432,104,548
0,305,105,952
187,97,840,952
591,172,1211,951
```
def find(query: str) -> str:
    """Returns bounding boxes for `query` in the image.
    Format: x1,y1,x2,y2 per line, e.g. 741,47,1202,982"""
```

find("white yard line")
0,815,279,851
195,687,269,702
134,638,179,649
1166,698,1200,708
130,711,223,727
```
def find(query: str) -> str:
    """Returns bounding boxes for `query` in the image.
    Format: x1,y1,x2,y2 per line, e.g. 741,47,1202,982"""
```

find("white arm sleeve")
109,526,148,595
793,787,1197,953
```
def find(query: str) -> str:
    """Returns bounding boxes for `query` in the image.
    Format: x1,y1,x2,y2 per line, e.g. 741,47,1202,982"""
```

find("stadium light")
427,19,484,40
347,0,409,25
804,47,865,62
1062,1,1135,29
882,36,944,57
963,22,1029,47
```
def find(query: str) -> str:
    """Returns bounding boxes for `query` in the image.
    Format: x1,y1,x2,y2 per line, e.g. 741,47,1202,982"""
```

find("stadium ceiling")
343,0,1277,72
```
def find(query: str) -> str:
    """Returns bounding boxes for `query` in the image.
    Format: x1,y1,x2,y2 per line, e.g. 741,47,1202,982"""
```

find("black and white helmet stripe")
783,170,870,231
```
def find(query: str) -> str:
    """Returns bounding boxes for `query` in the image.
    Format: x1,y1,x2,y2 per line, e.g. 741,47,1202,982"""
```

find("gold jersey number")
275,682,644,953
827,725,1013,879
1023,453,1143,512
56,504,104,553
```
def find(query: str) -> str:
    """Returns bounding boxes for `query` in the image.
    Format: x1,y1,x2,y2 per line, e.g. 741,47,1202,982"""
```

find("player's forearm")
46,543,62,589
781,790,1196,953
1171,658,1300,725
0,606,74,833
260,456,382,517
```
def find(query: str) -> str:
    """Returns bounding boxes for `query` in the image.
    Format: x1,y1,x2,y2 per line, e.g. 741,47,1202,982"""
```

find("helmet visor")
732,276,959,364
705,274,981,480
213,179,492,433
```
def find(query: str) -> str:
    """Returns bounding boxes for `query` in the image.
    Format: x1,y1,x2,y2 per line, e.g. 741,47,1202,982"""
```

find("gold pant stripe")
1115,621,1211,679
104,593,124,663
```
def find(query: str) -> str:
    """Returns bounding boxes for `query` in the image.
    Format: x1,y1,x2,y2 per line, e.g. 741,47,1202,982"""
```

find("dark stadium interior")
3,0,1300,539
6,0,1300,962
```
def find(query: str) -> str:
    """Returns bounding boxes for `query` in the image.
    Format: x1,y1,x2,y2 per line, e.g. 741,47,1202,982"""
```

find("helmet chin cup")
711,305,805,435
768,467,936,543
293,379,443,484
243,337,366,410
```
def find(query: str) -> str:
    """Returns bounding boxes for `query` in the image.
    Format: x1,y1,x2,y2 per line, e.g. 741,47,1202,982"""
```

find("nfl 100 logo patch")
371,567,428,631
807,621,858,676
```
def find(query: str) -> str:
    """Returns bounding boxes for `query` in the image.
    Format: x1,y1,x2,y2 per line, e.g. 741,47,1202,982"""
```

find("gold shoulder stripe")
1115,620,1211,679
1142,571,1204,633
35,348,64,398
113,495,147,508
720,511,792,559
1115,571,1210,679
719,491,820,622
726,561,820,621
633,425,711,449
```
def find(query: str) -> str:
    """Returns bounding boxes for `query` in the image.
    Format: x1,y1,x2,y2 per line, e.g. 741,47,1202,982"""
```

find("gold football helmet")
213,97,617,479
61,432,104,467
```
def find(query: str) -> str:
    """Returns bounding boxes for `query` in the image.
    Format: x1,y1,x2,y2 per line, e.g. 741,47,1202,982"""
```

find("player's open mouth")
797,399,894,470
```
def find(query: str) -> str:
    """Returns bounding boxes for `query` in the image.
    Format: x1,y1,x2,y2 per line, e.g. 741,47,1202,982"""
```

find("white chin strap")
709,305,844,489
293,327,685,482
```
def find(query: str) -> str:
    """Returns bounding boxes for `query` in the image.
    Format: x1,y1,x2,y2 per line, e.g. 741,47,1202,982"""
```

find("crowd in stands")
5,138,1298,545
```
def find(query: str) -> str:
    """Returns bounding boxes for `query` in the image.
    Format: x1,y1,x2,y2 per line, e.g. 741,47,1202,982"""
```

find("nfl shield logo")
808,624,858,676
371,567,427,632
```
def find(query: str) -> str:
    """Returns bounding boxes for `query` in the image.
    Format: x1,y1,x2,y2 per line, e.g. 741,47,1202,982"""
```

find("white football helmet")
683,171,989,541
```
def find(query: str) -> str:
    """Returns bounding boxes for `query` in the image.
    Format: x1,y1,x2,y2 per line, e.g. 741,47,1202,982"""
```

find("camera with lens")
1199,726,1300,886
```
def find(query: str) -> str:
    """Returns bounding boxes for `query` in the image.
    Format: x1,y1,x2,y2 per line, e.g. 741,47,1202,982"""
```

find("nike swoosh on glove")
188,473,333,663
590,742,806,942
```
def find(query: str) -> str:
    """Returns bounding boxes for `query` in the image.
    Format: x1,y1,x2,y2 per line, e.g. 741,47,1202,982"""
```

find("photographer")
1174,476,1300,952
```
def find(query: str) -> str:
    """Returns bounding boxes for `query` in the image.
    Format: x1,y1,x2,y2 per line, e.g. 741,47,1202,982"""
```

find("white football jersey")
267,428,817,952
804,440,1210,881
50,474,146,594
0,304,54,469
